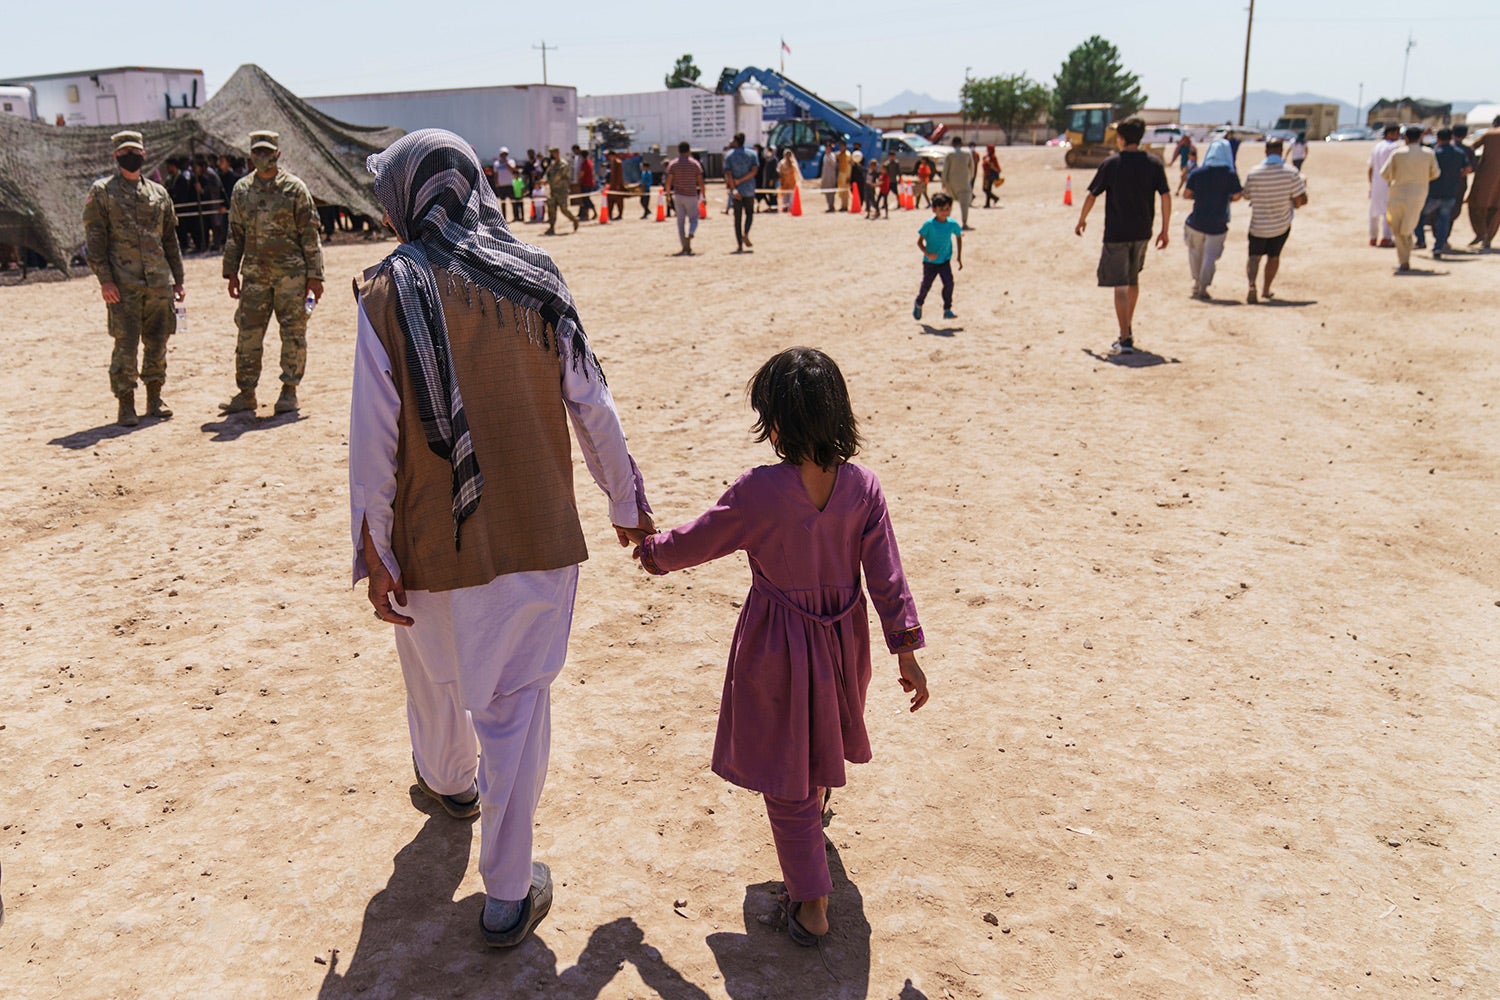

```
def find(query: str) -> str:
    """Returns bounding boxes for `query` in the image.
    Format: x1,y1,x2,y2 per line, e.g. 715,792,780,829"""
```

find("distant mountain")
1182,90,1354,128
868,90,959,116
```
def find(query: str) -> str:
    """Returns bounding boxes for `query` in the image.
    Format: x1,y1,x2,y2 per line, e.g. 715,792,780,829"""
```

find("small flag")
781,38,792,54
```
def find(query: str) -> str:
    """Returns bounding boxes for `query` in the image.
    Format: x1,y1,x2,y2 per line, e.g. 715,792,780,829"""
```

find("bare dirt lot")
1,143,1497,999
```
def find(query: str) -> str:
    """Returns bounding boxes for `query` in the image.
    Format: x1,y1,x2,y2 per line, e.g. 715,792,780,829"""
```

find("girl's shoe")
780,894,825,947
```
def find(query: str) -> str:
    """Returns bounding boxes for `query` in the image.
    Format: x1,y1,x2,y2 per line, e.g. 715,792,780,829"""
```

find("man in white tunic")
1367,124,1402,246
350,130,653,948
942,137,976,230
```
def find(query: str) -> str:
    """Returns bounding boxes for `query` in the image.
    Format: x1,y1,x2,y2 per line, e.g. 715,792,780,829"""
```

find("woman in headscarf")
1181,138,1243,300
778,147,800,212
349,129,654,948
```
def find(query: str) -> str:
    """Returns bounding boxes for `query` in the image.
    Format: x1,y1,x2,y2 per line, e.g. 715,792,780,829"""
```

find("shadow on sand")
918,324,961,338
48,416,168,450
1081,347,1179,368
318,790,710,1000
200,410,305,442
706,844,871,999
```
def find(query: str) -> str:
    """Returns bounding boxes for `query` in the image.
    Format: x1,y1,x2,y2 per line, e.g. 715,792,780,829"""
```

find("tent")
0,64,403,275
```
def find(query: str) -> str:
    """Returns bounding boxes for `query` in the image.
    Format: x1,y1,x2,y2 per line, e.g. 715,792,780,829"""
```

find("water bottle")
174,301,186,331
305,292,317,316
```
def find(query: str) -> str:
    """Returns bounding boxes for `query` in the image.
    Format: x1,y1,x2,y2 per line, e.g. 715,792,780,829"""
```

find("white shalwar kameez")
1368,139,1400,241
349,299,644,902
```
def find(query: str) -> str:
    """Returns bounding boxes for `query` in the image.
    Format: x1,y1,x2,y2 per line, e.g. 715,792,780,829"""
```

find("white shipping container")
2,67,205,126
578,86,761,153
307,85,577,162
0,84,36,120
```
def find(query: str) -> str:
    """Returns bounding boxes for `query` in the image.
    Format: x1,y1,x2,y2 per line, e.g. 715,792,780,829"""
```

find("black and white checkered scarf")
366,129,603,548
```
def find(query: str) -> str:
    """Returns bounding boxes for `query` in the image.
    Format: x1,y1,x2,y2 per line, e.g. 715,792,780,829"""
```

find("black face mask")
117,152,145,173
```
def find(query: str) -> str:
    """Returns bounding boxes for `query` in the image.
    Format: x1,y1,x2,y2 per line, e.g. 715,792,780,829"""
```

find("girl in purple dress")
634,347,929,946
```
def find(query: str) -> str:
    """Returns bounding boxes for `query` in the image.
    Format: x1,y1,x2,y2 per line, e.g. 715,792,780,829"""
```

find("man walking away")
1368,124,1402,246
1073,118,1171,356
942,137,976,230
1466,116,1500,250
724,133,759,252
544,147,579,235
820,142,838,212
665,141,705,255
1242,138,1308,302
1380,125,1439,272
1416,130,1469,259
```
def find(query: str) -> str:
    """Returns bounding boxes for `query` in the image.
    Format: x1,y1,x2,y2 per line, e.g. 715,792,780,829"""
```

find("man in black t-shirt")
1073,118,1172,355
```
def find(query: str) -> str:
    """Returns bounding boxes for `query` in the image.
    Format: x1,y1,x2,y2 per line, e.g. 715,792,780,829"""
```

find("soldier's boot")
117,392,140,427
220,388,257,414
274,385,299,414
145,383,172,419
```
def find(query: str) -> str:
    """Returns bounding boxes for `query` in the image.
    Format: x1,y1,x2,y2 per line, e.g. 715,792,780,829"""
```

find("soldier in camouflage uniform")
544,147,579,235
221,131,325,415
82,131,186,427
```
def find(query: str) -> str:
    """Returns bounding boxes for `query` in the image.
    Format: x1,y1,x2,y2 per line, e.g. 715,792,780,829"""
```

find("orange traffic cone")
654,186,666,222
849,182,861,214
699,197,707,220
1063,174,1073,207
598,187,610,224
790,186,803,217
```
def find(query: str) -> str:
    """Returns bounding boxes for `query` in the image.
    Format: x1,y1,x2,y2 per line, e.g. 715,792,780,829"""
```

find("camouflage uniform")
82,172,185,398
222,167,324,392
545,156,577,232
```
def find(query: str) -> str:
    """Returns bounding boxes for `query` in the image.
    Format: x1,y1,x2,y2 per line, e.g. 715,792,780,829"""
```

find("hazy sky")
6,0,1495,113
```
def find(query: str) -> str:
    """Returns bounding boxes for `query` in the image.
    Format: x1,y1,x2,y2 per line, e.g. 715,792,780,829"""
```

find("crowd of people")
1072,115,1497,356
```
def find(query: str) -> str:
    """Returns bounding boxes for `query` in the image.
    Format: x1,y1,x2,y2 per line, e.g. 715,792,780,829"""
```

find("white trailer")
0,84,36,120
1,67,204,126
578,85,762,153
307,84,576,161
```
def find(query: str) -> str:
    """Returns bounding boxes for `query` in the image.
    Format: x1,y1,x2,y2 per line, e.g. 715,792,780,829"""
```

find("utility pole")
1238,0,1255,126
532,41,556,85
1179,77,1188,120
1356,82,1363,126
1400,32,1416,98
857,84,863,118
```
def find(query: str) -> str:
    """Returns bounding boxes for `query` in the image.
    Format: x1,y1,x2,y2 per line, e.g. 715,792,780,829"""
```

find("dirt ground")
1,142,1497,999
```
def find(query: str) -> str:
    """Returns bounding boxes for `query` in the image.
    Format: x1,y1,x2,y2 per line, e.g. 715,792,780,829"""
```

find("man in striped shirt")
664,142,706,256
1242,139,1308,303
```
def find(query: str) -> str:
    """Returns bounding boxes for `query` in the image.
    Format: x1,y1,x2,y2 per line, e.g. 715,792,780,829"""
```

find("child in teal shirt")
914,193,963,320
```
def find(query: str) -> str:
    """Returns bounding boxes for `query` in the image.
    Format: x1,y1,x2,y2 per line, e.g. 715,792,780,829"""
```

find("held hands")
227,275,241,299
897,651,929,712
100,281,121,304
614,506,656,548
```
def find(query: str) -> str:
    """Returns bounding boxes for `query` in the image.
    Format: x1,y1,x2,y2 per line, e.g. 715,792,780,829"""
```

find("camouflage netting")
0,64,403,275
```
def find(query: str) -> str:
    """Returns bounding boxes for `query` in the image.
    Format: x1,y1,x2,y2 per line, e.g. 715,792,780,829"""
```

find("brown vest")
357,266,588,592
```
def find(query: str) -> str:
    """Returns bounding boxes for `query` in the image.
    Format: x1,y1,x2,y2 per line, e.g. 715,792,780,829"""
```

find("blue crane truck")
716,67,884,180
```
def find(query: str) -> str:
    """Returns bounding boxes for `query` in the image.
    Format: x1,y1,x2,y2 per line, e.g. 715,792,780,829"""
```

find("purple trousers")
764,788,833,902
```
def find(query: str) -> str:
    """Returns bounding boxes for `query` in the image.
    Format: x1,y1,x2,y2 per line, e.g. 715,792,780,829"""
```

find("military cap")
112,131,145,152
249,131,280,151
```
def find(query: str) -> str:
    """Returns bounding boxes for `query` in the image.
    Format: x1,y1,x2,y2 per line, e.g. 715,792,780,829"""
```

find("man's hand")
100,281,121,304
1074,219,1087,237
897,651,929,712
1155,229,1170,250
362,521,413,626
614,506,656,548
956,258,964,271
306,278,324,302
227,275,241,299
173,284,185,302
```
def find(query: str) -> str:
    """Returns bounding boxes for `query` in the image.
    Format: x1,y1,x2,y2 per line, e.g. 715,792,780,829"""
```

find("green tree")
665,54,702,90
1048,35,1147,132
961,74,1051,145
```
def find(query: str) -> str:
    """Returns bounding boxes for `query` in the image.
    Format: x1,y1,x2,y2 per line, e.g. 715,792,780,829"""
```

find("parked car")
1044,133,1071,147
1266,128,1300,144
1145,124,1185,146
880,131,949,174
1208,125,1267,143
1325,125,1374,141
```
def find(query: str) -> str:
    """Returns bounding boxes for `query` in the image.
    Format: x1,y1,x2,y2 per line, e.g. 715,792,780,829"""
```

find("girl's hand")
897,651,928,712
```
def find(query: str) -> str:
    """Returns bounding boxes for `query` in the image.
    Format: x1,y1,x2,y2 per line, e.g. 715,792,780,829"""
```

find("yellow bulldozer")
1063,103,1121,169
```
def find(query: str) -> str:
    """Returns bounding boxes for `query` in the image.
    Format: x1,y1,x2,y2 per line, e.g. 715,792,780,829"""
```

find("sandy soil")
1,143,1497,999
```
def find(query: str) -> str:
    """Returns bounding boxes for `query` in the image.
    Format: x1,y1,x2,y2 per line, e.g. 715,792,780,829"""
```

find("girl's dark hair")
748,347,861,469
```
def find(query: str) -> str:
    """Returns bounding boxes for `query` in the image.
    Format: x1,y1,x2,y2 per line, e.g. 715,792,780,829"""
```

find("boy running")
913,193,963,320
